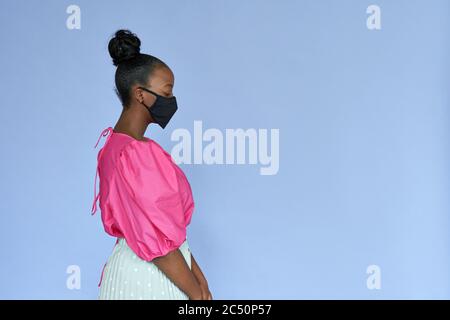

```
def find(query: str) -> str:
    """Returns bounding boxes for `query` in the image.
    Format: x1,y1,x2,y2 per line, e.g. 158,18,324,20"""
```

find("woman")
90,29,212,300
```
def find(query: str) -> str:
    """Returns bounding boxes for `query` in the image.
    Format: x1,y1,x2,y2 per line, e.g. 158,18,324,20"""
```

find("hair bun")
108,29,141,66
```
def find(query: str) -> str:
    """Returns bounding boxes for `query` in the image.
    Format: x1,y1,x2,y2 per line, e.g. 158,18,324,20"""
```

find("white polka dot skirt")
98,237,192,300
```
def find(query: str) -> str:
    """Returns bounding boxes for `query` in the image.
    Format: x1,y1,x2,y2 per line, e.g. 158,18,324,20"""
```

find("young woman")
91,29,212,300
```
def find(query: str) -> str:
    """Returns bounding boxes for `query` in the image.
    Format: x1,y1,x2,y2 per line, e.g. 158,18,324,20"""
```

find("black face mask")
138,86,178,129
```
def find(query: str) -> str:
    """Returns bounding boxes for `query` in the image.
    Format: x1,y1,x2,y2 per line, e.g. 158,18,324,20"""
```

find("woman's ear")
132,86,143,104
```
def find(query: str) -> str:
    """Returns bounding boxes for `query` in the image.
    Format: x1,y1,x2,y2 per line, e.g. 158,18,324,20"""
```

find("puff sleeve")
104,140,191,262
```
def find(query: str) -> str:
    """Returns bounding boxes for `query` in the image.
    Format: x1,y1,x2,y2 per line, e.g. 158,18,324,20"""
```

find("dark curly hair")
108,29,168,107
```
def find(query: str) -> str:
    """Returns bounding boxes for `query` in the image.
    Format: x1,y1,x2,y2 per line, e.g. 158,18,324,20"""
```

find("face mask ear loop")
138,86,157,110
139,86,164,98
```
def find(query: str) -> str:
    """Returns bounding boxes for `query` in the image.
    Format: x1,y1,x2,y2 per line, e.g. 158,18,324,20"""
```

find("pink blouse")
90,126,195,262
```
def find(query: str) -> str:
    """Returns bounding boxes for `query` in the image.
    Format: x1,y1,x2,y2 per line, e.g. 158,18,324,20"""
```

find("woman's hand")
198,278,213,300
189,292,203,300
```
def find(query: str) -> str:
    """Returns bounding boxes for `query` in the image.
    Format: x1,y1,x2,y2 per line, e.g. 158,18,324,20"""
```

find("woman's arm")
191,252,212,300
152,248,202,300
191,253,208,285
